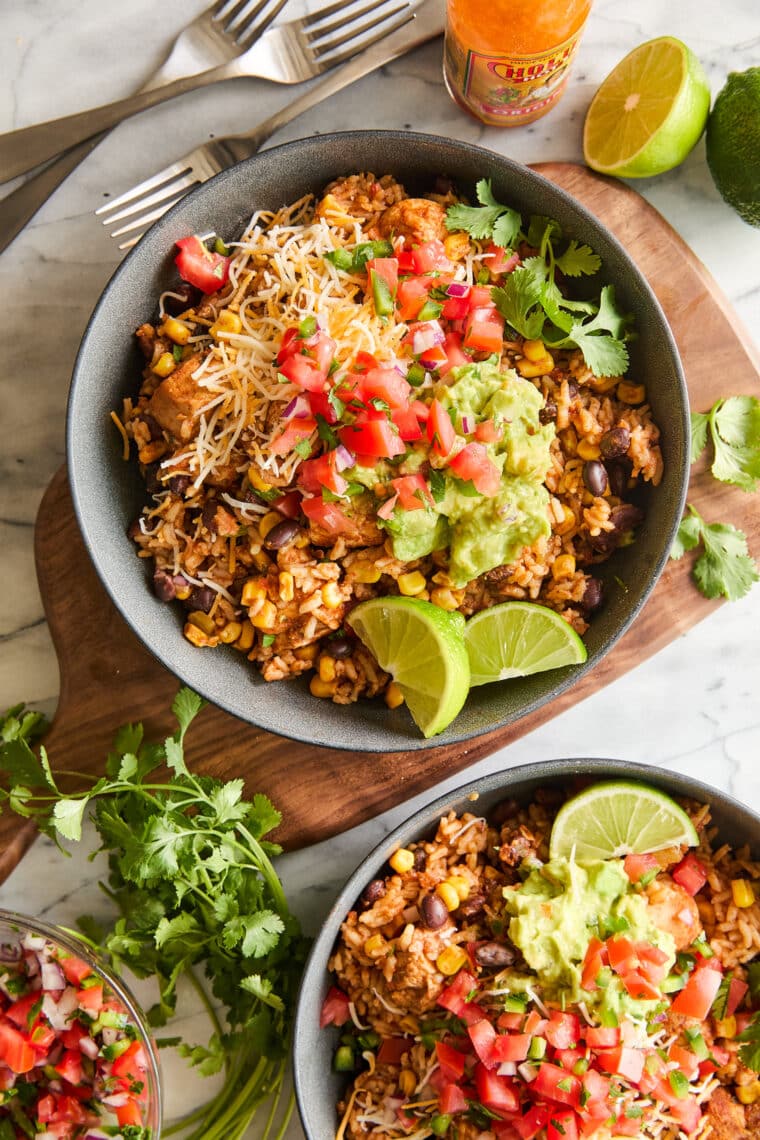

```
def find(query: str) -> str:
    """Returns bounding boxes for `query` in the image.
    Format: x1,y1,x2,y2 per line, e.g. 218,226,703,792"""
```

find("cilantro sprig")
0,689,309,1140
691,395,760,490
445,178,522,248
671,504,759,601
737,1012,760,1073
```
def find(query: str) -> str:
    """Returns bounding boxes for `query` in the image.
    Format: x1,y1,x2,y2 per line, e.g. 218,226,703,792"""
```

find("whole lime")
706,67,760,227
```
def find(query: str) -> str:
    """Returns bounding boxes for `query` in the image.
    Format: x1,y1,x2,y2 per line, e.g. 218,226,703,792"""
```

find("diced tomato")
37,1093,56,1122
301,496,354,536
449,442,501,497
0,1021,35,1074
622,971,662,1001
546,1109,578,1140
396,249,416,274
411,399,430,423
608,1112,641,1136
303,329,337,375
607,937,639,976
545,1012,581,1050
623,853,661,884
110,1040,146,1082
441,294,471,321
672,853,708,896
411,240,452,274
513,1105,550,1140
596,1045,645,1085
269,416,316,457
360,367,411,410
468,1020,498,1069
668,1043,700,1081
174,235,230,294
55,1049,84,1086
438,1082,468,1115
584,1025,619,1049
116,1099,143,1128
668,1095,701,1134
436,1040,466,1082
420,343,449,369
485,244,520,277
670,966,723,1020
437,972,484,1023
391,405,423,441
581,937,608,991
523,1010,546,1037
474,1062,520,1116
474,418,503,444
726,977,749,1016
438,331,471,377
581,1067,611,1106
554,1048,585,1072
377,1037,412,1065
396,276,434,321
427,398,456,458
59,956,93,987
30,1024,56,1052
355,350,379,372
76,983,103,1014
464,308,504,354
318,985,351,1028
298,453,348,497
391,475,433,511
277,326,300,364
490,1033,531,1063
497,1012,524,1032
467,286,494,310
6,992,42,1030
339,417,405,460
278,352,326,393
60,1023,87,1051
532,1062,581,1107
50,1093,89,1125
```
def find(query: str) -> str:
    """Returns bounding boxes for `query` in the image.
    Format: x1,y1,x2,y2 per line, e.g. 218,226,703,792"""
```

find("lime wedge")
549,781,699,862
348,597,470,738
583,36,711,177
463,601,587,687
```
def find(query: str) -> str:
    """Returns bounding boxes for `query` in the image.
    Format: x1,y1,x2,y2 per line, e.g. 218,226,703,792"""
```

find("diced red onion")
40,959,65,992
377,494,398,520
21,933,46,952
101,1092,129,1107
79,1036,99,1060
497,1061,517,1076
517,1061,538,1082
333,445,355,473
460,415,473,435
497,506,518,523
446,281,470,298
101,1028,119,1047
502,252,521,274
411,321,445,355
42,987,79,1031
0,942,22,963
282,395,311,420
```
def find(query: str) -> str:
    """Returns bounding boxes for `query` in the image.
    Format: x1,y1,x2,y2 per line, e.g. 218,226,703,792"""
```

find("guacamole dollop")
502,856,676,1018
382,359,555,585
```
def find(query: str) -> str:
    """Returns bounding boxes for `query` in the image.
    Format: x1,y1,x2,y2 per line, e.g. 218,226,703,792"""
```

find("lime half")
549,781,699,862
348,597,470,738
583,37,711,177
464,601,587,687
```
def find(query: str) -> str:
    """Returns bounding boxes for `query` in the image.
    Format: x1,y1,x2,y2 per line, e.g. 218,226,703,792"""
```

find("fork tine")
236,0,289,49
313,2,411,58
95,160,194,218
101,171,199,226
110,195,190,240
305,0,386,42
300,0,368,30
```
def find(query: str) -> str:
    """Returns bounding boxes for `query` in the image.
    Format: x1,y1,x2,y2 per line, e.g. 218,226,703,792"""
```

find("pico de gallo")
0,925,154,1140
322,799,759,1138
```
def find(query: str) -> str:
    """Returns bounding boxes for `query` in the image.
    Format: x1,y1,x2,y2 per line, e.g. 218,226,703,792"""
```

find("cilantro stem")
185,967,228,1070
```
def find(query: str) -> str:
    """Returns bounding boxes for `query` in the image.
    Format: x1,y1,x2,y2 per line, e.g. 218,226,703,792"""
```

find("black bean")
360,880,386,908
491,798,520,825
599,426,631,460
187,586,215,613
419,894,448,931
589,530,618,556
201,499,222,535
457,893,486,918
413,847,426,872
168,475,191,496
153,568,176,602
606,457,632,498
539,400,558,425
143,463,162,494
328,636,354,660
264,519,301,550
474,942,515,968
581,577,604,614
582,459,608,497
127,519,142,541
162,283,198,316
567,381,579,401
610,503,644,534
142,413,164,442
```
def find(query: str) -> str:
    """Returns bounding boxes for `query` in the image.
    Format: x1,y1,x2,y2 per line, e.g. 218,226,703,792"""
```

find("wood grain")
2,162,758,881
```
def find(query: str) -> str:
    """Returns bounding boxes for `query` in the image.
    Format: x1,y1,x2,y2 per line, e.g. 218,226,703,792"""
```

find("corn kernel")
219,621,243,644
552,554,577,581
443,232,471,261
399,1014,420,1036
184,622,215,648
554,502,577,536
318,655,337,683
715,1016,737,1038
174,584,192,601
252,550,272,572
160,317,191,345
188,610,216,636
241,578,267,606
234,620,255,652
398,1069,417,1097
522,339,547,362
259,511,283,540
737,1081,760,1105
446,875,470,902
385,682,405,710
363,934,386,958
398,571,427,596
322,581,343,609
294,643,319,662
251,601,277,631
436,945,469,976
731,879,755,908
309,675,336,698
353,563,382,584
152,351,176,378
586,372,619,393
435,882,461,912
517,355,554,378
278,571,294,603
389,848,415,874
138,441,166,465
248,468,273,494
430,587,459,612
617,381,646,405
577,440,601,461
211,309,243,337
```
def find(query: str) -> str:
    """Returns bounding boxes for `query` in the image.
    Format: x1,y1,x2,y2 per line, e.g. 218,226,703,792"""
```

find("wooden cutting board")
2,162,758,882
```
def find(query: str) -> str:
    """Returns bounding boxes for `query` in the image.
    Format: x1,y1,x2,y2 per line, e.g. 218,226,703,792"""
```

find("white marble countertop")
1,0,759,1135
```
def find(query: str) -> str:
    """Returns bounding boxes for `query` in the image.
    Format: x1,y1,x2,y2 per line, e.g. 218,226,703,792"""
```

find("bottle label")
451,30,583,124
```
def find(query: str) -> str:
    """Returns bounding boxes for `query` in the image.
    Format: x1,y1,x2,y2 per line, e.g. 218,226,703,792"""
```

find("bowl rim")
0,907,163,1135
292,756,759,1138
67,129,690,751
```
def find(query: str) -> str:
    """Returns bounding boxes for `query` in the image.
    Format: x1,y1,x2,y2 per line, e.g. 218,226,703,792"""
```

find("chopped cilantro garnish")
316,415,339,448
691,395,760,490
261,634,275,647
445,178,522,247
738,1011,760,1072
293,437,312,459
671,503,759,601
428,469,446,503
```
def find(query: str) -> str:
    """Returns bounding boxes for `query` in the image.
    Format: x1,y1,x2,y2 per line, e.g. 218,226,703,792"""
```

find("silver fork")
0,0,411,183
97,0,444,249
0,0,287,254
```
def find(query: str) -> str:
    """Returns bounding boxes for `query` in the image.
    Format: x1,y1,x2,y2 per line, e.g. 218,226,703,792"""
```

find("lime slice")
583,36,711,177
549,781,699,862
464,601,587,687
348,597,470,738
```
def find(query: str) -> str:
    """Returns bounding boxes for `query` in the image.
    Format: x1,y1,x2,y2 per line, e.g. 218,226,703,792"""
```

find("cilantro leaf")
708,396,760,491
492,258,547,339
548,285,631,377
52,796,89,842
209,779,248,824
738,1011,760,1073
671,505,759,601
178,1033,227,1076
0,738,50,789
526,215,562,249
555,240,601,277
748,962,760,1002
172,687,204,739
690,411,710,464
240,973,285,1012
248,793,282,839
445,179,521,245
239,910,286,958
670,513,703,559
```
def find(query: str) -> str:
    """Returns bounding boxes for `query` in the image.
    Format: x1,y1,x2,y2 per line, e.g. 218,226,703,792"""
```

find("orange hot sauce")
444,0,593,126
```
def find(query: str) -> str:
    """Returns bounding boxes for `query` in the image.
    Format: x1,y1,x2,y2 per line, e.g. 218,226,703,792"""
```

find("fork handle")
0,68,229,184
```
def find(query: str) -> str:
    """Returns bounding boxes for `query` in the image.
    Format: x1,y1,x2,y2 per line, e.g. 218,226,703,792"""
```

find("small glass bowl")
0,907,162,1138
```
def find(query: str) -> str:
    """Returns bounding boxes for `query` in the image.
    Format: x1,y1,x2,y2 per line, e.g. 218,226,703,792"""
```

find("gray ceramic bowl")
67,131,689,751
292,758,760,1139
